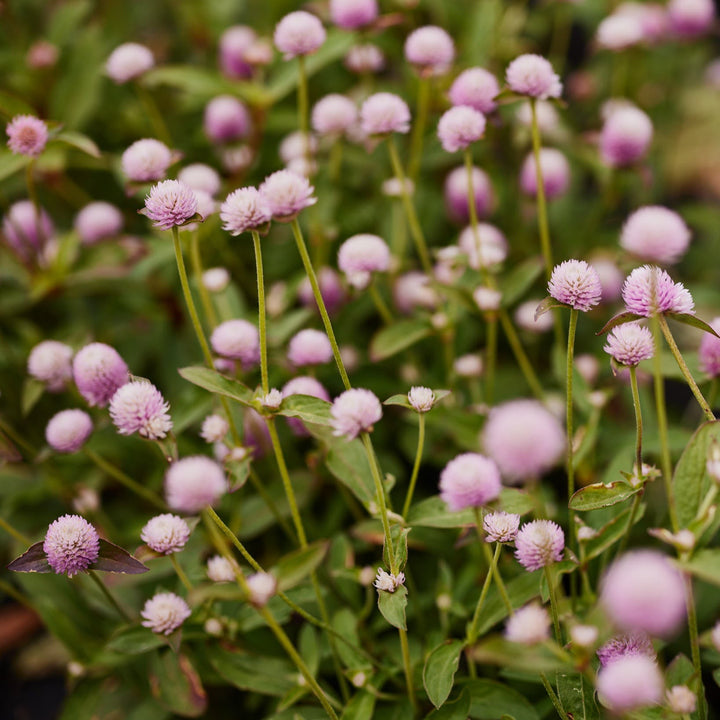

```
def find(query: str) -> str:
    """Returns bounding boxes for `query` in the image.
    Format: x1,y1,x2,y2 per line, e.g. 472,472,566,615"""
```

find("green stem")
203,507,263,572
408,76,430,180
708,377,718,409
368,281,393,325
464,148,480,240
483,541,513,615
189,230,218,329
466,542,501,644
402,413,425,518
529,100,553,281
616,492,642,560
252,230,269,394
498,309,545,400
485,313,498,406
135,83,171,145
540,673,571,720
629,366,643,473
328,139,343,182
0,516,31,545
88,570,130,621
544,565,562,645
297,56,310,164
566,309,578,538
399,627,417,713
171,553,193,592
686,577,706,720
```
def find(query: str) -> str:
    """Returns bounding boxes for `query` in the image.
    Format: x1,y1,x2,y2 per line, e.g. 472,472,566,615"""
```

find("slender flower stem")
629,366,644,473
402,413,425,518
615,492,642,560
88,570,130,621
498,309,545,400
399,627,417,713
171,553,193,592
203,507,263,572
0,417,36,458
529,100,553,280
252,230,269,394
485,313,498,406
135,83,171,145
408,76,430,180
566,309,578,555
540,673,571,720
189,230,218,329
297,56,310,164
544,565,562,644
466,542,501,644
0,516,31,545
464,148,480,240
483,541,513,615
686,577,706,720
368,282,393,325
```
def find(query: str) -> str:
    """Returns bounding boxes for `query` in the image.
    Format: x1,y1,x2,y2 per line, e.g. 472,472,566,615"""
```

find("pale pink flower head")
220,187,271,236
506,54,562,99
458,223,507,269
74,202,123,245
330,0,378,29
141,592,191,635
483,399,565,483
203,267,230,293
515,299,554,333
596,655,664,713
360,93,411,136
699,317,720,376
591,255,625,303
121,138,172,182
207,555,237,582
437,106,486,153
298,266,347,315
244,408,271,458
106,43,154,83
219,25,256,79
621,265,694,316
439,452,501,512
201,414,229,443
178,163,221,197
282,376,330,436
27,41,59,70
73,342,129,407
444,165,494,222
505,603,551,644
210,319,260,368
596,13,644,50
338,233,391,289
28,340,73,392
668,0,714,37
374,568,406,592
204,96,251,144
246,572,278,607
449,67,499,114
514,519,564,571
597,631,656,667
483,512,520,543
600,106,653,168
287,328,333,367
45,409,93,453
6,115,48,157
311,94,358,137
109,380,173,440
666,686,697,715
259,169,316,221
520,148,570,200
404,26,455,76
331,388,382,439
2,200,55,265
274,11,326,59
279,131,317,163
141,513,190,554
43,514,99,576
143,180,198,230
600,550,686,637
603,323,654,367
408,386,435,413
165,456,228,513
548,259,602,312
620,206,690,265
393,271,440,314
345,44,385,74
617,3,669,43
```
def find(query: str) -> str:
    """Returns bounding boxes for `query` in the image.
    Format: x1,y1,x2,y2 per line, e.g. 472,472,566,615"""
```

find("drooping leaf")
666,312,720,339
178,366,254,407
325,438,376,507
7,542,51,573
534,296,563,320
569,481,639,511
106,625,166,655
93,539,149,574
377,585,408,630
423,640,465,708
597,312,643,336
370,319,432,361
272,540,329,591
207,645,296,697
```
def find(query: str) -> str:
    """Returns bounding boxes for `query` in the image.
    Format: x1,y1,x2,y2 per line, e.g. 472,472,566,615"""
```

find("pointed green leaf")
341,691,376,720
278,394,332,426
106,625,166,655
377,585,407,630
272,540,329,592
569,481,639,511
406,496,474,528
7,542,51,573
92,539,149,574
534,296,563,320
597,312,643,336
384,394,412,408
22,378,44,416
207,646,296,696
470,637,572,673
423,640,465,708
325,438,375,507
178,366,254,406
679,548,720,586
666,312,720,339
54,130,101,158
499,257,544,308
426,688,472,720
582,504,646,561
555,673,600,720
370,319,432,361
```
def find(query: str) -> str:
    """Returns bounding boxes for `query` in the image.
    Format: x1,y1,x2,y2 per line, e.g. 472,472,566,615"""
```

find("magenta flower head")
600,550,686,637
331,388,382,439
597,631,656,667
28,340,73,392
668,0,714,37
330,0,378,29
439,452,501,512
506,54,562,99
142,180,197,231
311,94,358,137
444,165,494,222
548,259,602,312
338,233,391,289
360,93,411,136
109,380,173,440
483,511,520,543
520,148,570,200
596,655,663,713
404,26,455,76
282,376,330,436
178,164,221,197
620,206,690,265
345,43,385,74
165,456,228,513
106,43,154,83
74,202,123,246
220,187,271,236
73,342,129,407
274,11,326,59
43,514,100,576
6,115,48,157
121,138,173,182
141,592,191,635
458,223,508,269
505,603,551,644
604,323,654,367
203,95,251,144
2,200,55,265
449,67,500,114
141,514,190,554
600,106,653,168
298,267,347,315
483,399,565,483
621,265,694,316
45,409,93,453
699,317,720,376
437,106,486,153
210,319,260,368
219,25,256,79
514,519,564,571
259,169,316,221
287,328,333,367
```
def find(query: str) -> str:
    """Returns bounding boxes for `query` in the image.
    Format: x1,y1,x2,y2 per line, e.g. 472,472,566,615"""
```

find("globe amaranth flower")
360,93,411,136
210,319,260,368
515,299,554,333
604,323,654,367
246,572,277,607
439,453,502,512
330,0,378,29
331,388,382,439
142,180,198,231
600,106,653,168
504,603,551,644
141,514,190,554
73,342,129,407
596,655,663,713
448,67,500,114
203,95,251,144
6,115,48,157
699,317,720,376
207,555,238,582
74,202,123,246
259,169,316,221
220,187,271,235
404,26,455,76
274,11,326,59
519,148,570,200
394,271,440,314
141,592,191,635
408,386,435,413
202,267,230,293
219,25,256,79
311,94,358,137
2,200,55,265
506,54,562,99
121,138,173,182
106,43,154,83
282,376,330,436
444,165,494,222
666,686,697,715
668,0,714,37
458,223,508,269
374,568,405,592
596,13,644,50
597,631,656,667
287,328,333,367
621,265,694,316
200,414,229,444
337,233,391,289
109,380,172,440
345,43,385,74
43,514,100,577
165,456,228,513
620,206,691,265
437,106,486,153
178,163,221,197
28,340,73,392
548,259,602,312
483,511,520,543
514,519,564,571
298,267,347,315
46,409,93,453
473,286,502,312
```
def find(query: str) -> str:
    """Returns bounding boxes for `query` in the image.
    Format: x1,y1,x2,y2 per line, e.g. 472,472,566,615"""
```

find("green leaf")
569,481,639,511
272,540,329,591
370,319,432,361
385,525,410,573
532,296,563,320
679,548,720,586
582,504,646,561
278,394,332,427
325,438,376,507
377,585,408,630
406,496,474,528
666,312,720,339
425,688,472,720
665,653,695,687
499,257,544,308
149,651,207,718
466,679,540,720
207,646,296,696
0,149,31,182
93,539,149,574
178,366,254,406
597,312,643,336
556,673,600,720
469,637,572,673
423,640,465,708
331,609,371,670
106,625,166,655
497,488,535,515
341,691,376,720
53,130,101,158
474,571,542,637
298,624,320,676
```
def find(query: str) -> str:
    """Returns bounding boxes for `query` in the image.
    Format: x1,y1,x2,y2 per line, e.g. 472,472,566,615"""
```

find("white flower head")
374,567,406,593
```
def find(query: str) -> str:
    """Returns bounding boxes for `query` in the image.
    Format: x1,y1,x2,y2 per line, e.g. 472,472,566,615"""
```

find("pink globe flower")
73,342,129,407
298,267,347,315
259,170,317,221
143,180,198,230
43,514,99,576
330,0,378,29
106,43,154,83
211,319,260,368
404,26,455,76
548,259,602,312
2,200,55,265
27,41,59,69
519,148,570,200
360,93,411,136
603,323,654,366
220,187,272,236
74,202,123,245
668,0,714,37
218,26,256,79
165,456,228,513
439,452,501,512
393,272,440,314
458,223,508,269
699,317,720,376
620,206,690,265
6,115,48,157
141,592,191,635
282,376,330,436
203,96,251,144
28,340,73,392
200,414,229,444
121,138,173,182
444,165,494,222
141,514,190,554
338,233,391,289
483,512,520,543
178,164,221,197
207,555,237,582
345,44,385,74
596,14,644,50
596,655,663,713
331,388,382,439
246,572,277,607
274,11,326,59
244,408,271,458
515,299,554,334
514,519,564,571
600,106,653,168
449,67,500,114
45,409,93,453
311,94,358,137
591,255,625,303
621,265,694,316
505,603,551,644
597,631,656,667
287,329,333,367
109,380,173,440
437,106,486,153
506,54,562,99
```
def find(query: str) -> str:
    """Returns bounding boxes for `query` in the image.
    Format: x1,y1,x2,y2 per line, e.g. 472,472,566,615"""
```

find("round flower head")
274,11,326,59
506,54,562,100
591,255,625,303
345,43,385,74
620,206,690,265
2,200,55,265
514,519,564,571
141,514,190,554
621,265,694,316
439,453,501,512
437,106,486,153
458,223,507,269
165,456,228,513
203,267,230,293
6,115,48,157
444,165,494,222
483,511,520,543
73,342,129,407
515,299,554,333
338,233,391,289
311,94,358,137
454,353,483,378
246,572,277,607
45,409,93,453
408,386,435,413
259,170,316,221
219,25,256,79
516,99,560,134
220,187,271,236
604,323,654,366
360,93,411,136
282,376,331,436
28,340,73,392
668,0,714,37
142,180,197,231
178,163,221,197
548,259,602,312
449,67,499,114
483,399,565,483
374,568,405,592
141,592,191,635
27,41,59,69
597,631,656,667
596,13,644,50
106,43,154,83
330,0,378,29
109,380,172,440
600,106,653,168
279,131,318,164
394,271,440,314
699,317,720,376
596,655,663,713
331,388,382,439
404,26,455,76
121,138,172,182
505,603,551,644
298,266,347,315
201,414,229,443
287,329,333,367
600,550,686,637
519,148,570,200
666,686,697,715
211,319,260,368
207,555,237,582
474,286,501,312
203,95,251,144
74,202,123,245
43,514,100,576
